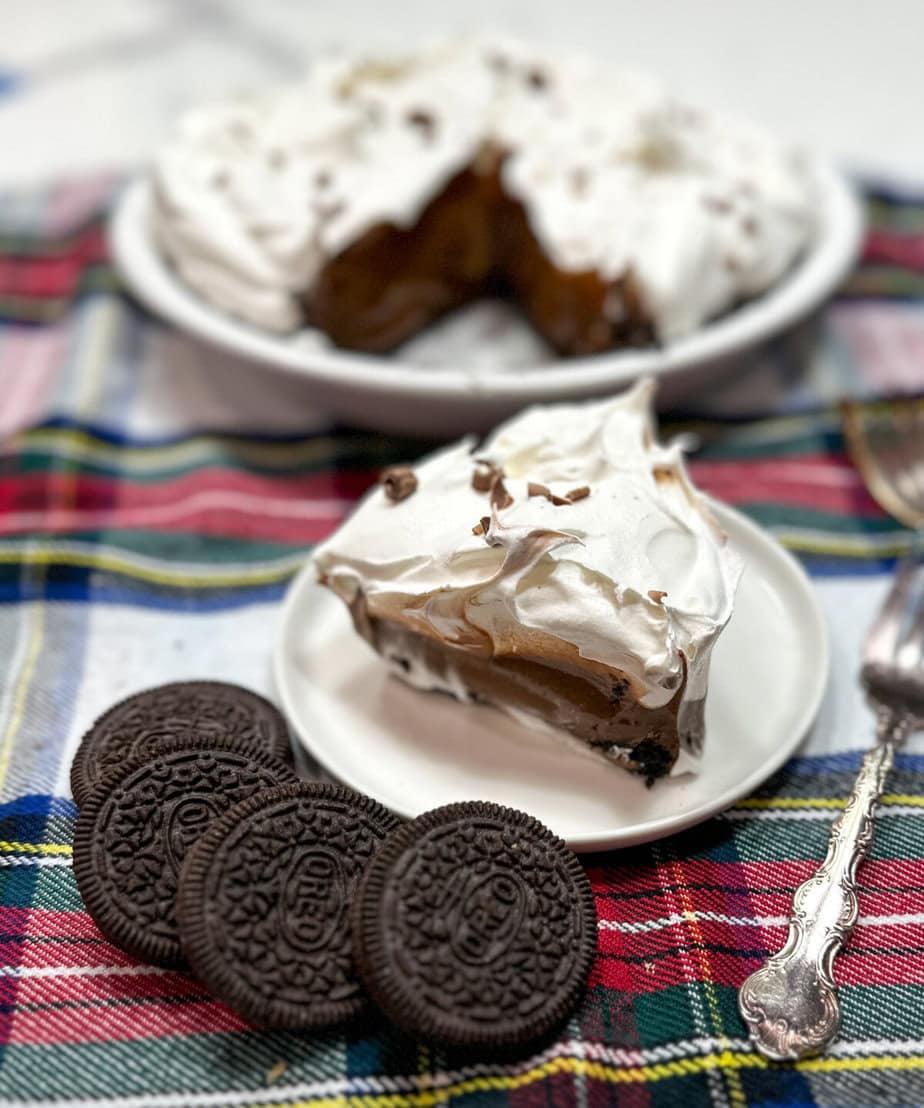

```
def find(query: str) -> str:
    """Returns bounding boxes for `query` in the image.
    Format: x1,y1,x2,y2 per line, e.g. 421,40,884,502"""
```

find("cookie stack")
71,681,597,1047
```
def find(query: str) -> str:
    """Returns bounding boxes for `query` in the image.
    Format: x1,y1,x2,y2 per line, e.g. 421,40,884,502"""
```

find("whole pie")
152,37,815,356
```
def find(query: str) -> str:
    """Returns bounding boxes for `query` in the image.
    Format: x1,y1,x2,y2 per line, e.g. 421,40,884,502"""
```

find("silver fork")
738,397,924,1061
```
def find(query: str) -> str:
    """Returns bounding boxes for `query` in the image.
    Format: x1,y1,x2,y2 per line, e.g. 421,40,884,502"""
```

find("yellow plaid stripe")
246,1050,924,1107
735,794,924,810
0,841,72,856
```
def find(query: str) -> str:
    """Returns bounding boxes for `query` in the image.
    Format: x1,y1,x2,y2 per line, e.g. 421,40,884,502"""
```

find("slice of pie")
313,380,742,780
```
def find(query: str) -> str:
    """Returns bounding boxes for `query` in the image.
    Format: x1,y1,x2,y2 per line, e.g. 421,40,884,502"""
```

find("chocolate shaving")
490,475,513,511
471,459,499,492
472,515,491,537
741,216,759,237
528,482,568,506
526,67,549,90
528,482,589,506
648,590,668,604
406,109,437,140
702,194,732,215
472,459,513,510
315,169,332,189
381,466,418,503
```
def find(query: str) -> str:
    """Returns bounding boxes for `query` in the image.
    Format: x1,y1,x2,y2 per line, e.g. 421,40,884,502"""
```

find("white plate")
111,165,863,436
273,502,828,851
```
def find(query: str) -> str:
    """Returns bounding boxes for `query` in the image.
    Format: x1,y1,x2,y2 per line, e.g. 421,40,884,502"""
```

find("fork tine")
863,550,921,665
900,404,924,511
890,404,924,512
843,399,924,531
894,555,924,670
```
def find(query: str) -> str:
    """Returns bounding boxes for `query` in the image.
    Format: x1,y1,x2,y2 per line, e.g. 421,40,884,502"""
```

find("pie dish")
110,161,861,436
111,39,862,434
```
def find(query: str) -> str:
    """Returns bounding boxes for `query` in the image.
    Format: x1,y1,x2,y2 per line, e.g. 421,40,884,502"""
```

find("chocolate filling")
306,156,656,356
343,590,687,780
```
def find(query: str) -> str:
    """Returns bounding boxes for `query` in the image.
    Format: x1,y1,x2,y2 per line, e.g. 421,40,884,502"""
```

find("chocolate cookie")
70,681,292,806
73,737,297,967
351,801,597,1047
177,783,399,1028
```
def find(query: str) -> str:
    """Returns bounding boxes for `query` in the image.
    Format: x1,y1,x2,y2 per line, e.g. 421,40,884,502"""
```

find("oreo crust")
350,800,597,1047
177,783,400,1029
70,681,293,807
73,737,297,967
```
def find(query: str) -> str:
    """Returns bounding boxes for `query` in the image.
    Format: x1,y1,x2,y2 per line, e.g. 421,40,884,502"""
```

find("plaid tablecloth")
1,178,923,1107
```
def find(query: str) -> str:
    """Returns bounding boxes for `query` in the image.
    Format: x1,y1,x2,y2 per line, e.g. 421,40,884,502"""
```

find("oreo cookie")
70,681,293,806
73,738,297,967
177,783,399,1029
351,801,597,1048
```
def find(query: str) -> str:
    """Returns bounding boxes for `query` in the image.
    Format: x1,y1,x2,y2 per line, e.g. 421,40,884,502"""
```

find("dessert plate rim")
110,162,863,434
273,501,829,851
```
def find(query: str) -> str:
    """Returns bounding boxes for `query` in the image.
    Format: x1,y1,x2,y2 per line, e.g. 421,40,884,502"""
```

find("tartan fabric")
0,179,923,1106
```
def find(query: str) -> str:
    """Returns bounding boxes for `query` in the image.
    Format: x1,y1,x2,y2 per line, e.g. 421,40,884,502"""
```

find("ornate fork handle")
738,711,911,1061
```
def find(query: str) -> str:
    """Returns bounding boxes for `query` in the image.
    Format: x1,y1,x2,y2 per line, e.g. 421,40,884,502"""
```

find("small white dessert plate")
111,164,862,437
273,502,828,851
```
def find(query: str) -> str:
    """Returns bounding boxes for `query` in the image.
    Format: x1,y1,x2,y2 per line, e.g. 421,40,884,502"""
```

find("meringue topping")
313,380,743,733
151,36,815,342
